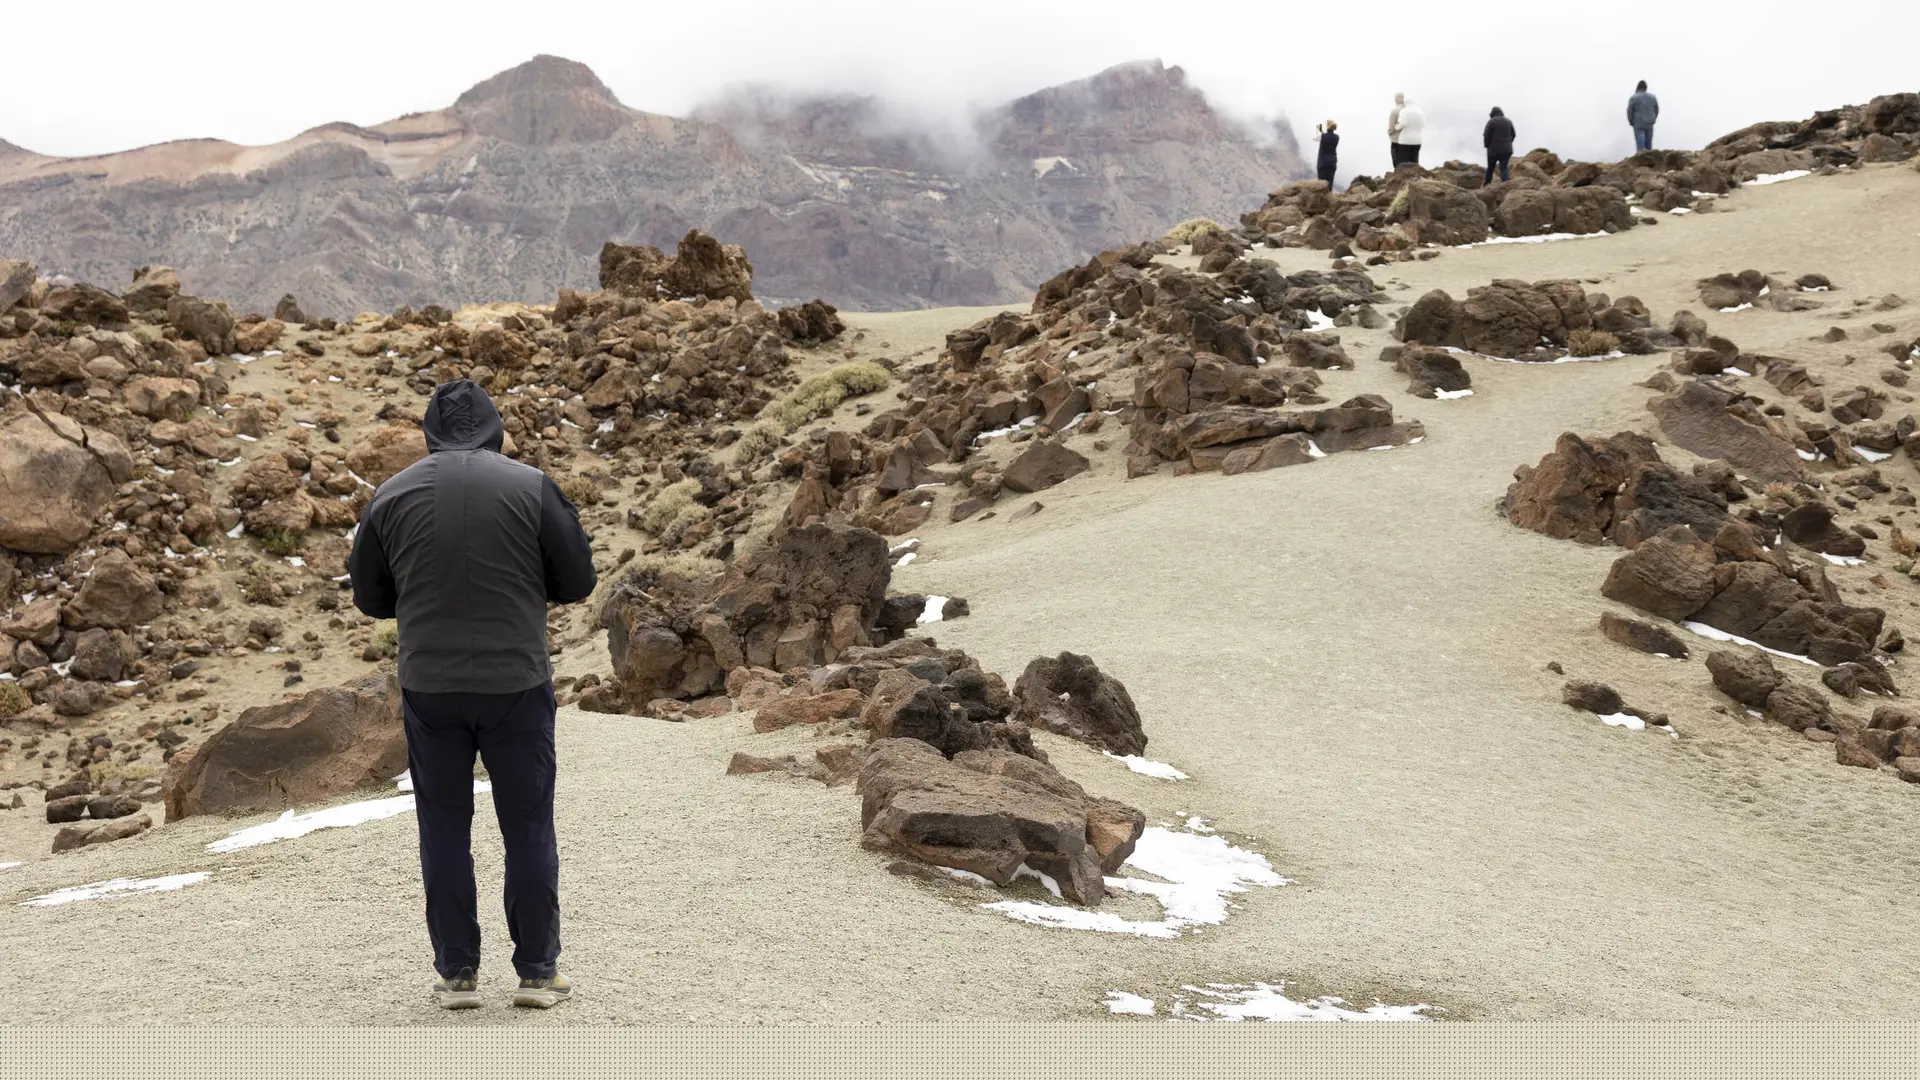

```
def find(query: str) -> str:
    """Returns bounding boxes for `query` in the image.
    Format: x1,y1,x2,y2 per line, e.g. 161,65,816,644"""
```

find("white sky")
5,1,1915,177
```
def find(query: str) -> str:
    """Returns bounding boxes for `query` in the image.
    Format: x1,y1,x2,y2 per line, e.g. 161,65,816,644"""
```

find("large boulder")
0,408,134,554
344,424,428,487
856,737,1144,906
162,674,407,821
1599,525,1720,620
600,229,754,303
66,550,163,629
123,377,203,422
1002,440,1090,493
1500,431,1732,548
1010,652,1147,756
165,295,236,355
0,259,35,311
1647,380,1807,485
1396,180,1491,245
122,266,181,312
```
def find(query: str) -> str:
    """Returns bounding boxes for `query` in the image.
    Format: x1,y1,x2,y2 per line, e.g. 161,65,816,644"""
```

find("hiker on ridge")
1483,107,1516,185
1316,120,1340,186
1396,96,1427,167
1629,80,1660,151
349,378,597,1012
1387,93,1406,166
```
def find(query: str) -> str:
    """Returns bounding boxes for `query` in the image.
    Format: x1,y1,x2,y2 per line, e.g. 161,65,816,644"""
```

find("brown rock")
1599,611,1690,658
1001,440,1090,494
1706,649,1784,709
0,409,134,554
344,424,428,487
1011,652,1147,756
162,673,407,821
123,377,203,422
1599,525,1719,620
752,688,866,732
66,550,163,630
51,813,152,853
1647,379,1806,485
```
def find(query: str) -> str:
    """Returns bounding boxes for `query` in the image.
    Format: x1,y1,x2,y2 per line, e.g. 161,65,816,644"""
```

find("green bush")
639,478,707,536
370,621,399,657
768,362,891,432
1565,329,1619,357
256,528,301,557
1164,217,1226,245
731,423,785,466
0,682,28,718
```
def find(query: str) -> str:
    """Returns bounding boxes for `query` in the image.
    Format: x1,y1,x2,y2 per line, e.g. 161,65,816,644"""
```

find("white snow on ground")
937,866,995,886
1681,622,1821,666
1669,207,1693,215
1104,991,1158,1016
1855,447,1892,463
1596,712,1679,740
895,552,918,568
1748,170,1812,186
19,872,210,907
974,416,1040,443
1719,303,1753,313
1105,753,1189,780
225,522,245,539
1433,388,1474,400
1460,231,1607,248
1158,982,1432,1022
917,596,948,625
1796,449,1820,462
1306,440,1327,459
982,825,1287,938
1725,367,1753,377
0,861,20,871
1304,309,1335,331
1442,346,1623,365
1012,865,1063,898
207,781,493,853
1820,553,1866,566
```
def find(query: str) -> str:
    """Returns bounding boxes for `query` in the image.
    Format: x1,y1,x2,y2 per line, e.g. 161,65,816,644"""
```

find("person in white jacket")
1397,96,1427,167
1387,93,1406,166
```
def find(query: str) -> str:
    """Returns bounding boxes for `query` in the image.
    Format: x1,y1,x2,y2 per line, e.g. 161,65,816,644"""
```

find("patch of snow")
973,415,1041,443
1597,712,1646,731
1855,447,1892,463
1748,170,1811,186
19,873,210,907
1433,388,1473,400
236,434,258,442
1820,552,1865,566
1724,367,1752,377
982,825,1286,938
1032,156,1073,178
285,557,305,568
1104,991,1157,1016
217,458,242,467
1105,753,1188,780
225,523,245,539
1802,285,1829,292
1718,303,1753,313
114,680,139,688
936,867,994,887
895,552,918,568
916,596,948,625
52,660,73,677
1303,309,1335,331
1013,865,1063,899
1158,982,1431,1022
1681,622,1820,666
1460,231,1606,248
207,781,492,853
1306,440,1327,459
597,420,615,434
262,349,283,357
297,422,318,429
1669,207,1693,215
1796,449,1819,461
0,862,20,871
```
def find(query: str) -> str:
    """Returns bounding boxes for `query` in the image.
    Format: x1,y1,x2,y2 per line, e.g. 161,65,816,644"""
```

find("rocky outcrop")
162,674,408,821
1646,379,1808,485
1499,431,1735,547
601,230,755,303
1395,280,1666,360
1010,652,1147,756
0,406,134,553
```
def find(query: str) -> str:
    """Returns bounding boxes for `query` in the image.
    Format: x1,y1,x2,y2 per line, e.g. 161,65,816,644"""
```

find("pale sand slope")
3,165,1920,1023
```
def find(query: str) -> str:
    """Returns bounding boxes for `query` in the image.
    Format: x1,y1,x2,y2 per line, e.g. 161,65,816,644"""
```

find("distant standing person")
1629,80,1659,151
1483,107,1516,185
1397,96,1426,167
1316,120,1340,186
1387,93,1406,166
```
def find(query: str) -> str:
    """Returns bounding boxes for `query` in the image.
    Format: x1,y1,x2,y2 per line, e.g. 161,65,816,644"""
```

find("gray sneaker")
432,967,482,1010
512,972,573,1009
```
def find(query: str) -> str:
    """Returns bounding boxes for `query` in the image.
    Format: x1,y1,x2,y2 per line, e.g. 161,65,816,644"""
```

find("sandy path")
2,165,1917,1023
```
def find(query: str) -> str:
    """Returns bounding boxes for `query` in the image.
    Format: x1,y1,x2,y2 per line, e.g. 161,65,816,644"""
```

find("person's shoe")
432,968,483,1010
512,972,573,1009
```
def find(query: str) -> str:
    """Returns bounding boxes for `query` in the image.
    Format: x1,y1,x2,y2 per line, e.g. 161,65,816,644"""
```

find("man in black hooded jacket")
1483,107,1517,186
349,378,596,1010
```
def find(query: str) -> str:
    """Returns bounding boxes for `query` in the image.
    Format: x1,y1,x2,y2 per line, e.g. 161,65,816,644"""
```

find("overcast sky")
6,1,1915,177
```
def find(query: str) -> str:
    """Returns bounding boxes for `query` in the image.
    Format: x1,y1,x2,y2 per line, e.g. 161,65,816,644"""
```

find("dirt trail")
3,165,1919,1023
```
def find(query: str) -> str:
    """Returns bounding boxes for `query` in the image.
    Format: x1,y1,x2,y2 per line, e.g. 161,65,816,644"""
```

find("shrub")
639,478,707,536
1565,328,1620,357
731,423,785,466
587,551,724,621
1763,483,1803,507
1892,526,1918,558
256,528,300,557
558,475,601,507
1388,186,1412,218
0,682,28,718
768,361,890,432
88,761,155,788
1164,217,1226,245
370,621,399,657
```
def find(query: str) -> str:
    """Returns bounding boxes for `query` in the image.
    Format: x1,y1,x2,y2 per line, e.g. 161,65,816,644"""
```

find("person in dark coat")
350,378,597,1011
1316,120,1339,186
1483,107,1516,185
1628,80,1659,151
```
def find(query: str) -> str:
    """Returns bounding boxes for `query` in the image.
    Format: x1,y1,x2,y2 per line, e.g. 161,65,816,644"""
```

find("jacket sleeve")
1483,122,1491,148
348,506,398,619
1651,97,1659,122
539,476,598,605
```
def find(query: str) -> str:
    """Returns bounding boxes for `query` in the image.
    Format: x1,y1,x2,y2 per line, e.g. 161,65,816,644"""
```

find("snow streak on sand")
207,781,493,853
982,825,1286,938
1820,553,1865,566
1681,622,1821,666
917,596,949,625
1304,309,1335,332
0,862,21,871
1748,170,1812,186
20,873,210,907
1433,388,1474,400
1103,991,1157,1016
1151,982,1432,1022
1461,231,1606,248
1105,753,1189,780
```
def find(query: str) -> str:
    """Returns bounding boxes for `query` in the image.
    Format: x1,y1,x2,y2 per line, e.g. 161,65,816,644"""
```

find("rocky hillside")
0,56,1304,318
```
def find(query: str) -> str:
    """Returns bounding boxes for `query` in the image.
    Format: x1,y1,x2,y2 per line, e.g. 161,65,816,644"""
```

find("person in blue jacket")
1629,81,1660,152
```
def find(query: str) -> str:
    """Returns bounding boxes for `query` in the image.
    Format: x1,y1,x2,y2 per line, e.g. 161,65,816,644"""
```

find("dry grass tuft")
768,362,890,432
0,682,28,718
731,423,785,466
1164,218,1226,245
1565,329,1620,357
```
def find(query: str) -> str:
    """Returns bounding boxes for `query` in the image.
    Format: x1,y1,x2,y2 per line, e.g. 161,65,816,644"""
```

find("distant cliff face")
0,56,1304,316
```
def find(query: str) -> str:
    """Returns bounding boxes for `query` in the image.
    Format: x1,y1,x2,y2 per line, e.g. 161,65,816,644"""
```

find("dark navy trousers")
402,681,559,980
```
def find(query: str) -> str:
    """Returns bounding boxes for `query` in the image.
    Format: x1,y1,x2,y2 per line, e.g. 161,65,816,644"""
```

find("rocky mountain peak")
451,54,630,145
989,59,1231,155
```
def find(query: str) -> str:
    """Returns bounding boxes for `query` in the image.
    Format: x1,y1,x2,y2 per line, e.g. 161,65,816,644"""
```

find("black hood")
1490,107,1505,117
422,379,505,453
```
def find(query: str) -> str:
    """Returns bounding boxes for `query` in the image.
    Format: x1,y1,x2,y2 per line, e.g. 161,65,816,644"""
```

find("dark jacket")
1317,130,1339,163
1628,91,1659,128
349,380,597,694
1484,110,1516,155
